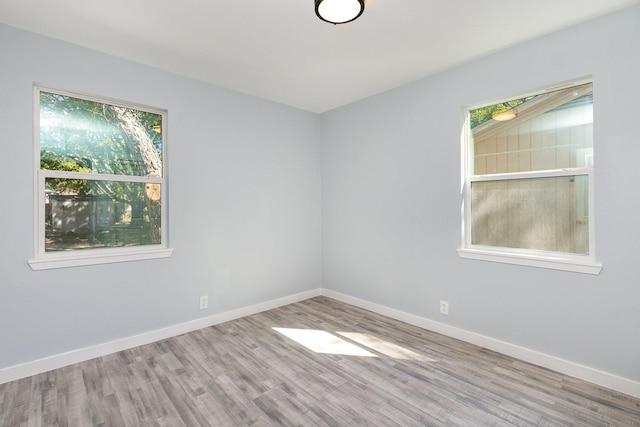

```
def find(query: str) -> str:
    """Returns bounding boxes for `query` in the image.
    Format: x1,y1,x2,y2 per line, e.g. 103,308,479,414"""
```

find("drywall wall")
2,5,639,388
0,24,321,369
321,5,640,382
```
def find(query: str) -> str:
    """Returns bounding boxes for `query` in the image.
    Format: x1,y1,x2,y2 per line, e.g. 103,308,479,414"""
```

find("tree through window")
31,87,170,269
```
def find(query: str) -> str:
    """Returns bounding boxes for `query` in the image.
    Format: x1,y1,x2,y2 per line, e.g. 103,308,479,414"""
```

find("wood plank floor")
1,296,639,426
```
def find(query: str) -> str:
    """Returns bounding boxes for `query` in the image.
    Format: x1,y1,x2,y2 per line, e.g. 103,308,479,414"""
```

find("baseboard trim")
0,288,322,385
320,288,640,399
2,287,638,399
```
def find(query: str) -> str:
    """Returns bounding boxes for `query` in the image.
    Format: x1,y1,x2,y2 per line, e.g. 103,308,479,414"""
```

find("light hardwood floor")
1,296,639,426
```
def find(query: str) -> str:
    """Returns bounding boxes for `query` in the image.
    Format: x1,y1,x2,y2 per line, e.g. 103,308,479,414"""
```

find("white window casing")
458,77,602,275
29,86,173,270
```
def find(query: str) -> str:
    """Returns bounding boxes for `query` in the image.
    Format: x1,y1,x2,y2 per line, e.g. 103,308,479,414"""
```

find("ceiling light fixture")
491,109,517,121
315,0,365,24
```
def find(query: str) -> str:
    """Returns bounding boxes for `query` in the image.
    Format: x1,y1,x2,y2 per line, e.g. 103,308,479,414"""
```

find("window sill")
28,247,173,270
457,248,602,275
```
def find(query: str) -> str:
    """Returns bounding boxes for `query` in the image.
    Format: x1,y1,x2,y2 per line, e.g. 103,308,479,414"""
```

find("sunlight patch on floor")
273,328,436,361
273,328,377,357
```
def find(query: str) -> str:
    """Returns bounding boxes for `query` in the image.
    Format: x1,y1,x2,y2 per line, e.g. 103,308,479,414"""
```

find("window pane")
40,92,163,177
45,178,162,251
471,83,593,175
471,176,588,254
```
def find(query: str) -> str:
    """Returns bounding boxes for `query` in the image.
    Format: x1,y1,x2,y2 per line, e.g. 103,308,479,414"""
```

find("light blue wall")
321,6,640,381
2,5,639,384
0,24,321,368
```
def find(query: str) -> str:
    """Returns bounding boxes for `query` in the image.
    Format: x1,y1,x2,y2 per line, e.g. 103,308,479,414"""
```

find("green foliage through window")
38,89,165,252
469,97,533,128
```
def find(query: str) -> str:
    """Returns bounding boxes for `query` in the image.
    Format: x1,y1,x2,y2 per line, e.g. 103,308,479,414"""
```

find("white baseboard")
0,288,322,385
320,288,640,399
2,287,639,399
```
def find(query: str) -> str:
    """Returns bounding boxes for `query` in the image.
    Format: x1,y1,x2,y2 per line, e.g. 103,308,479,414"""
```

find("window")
29,87,172,270
458,78,602,274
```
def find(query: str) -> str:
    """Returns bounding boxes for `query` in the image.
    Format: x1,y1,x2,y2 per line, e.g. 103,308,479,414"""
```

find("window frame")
457,77,602,275
29,86,172,270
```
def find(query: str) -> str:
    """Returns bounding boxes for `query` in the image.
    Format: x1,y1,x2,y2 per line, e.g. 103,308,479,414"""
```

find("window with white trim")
458,78,601,274
29,87,172,270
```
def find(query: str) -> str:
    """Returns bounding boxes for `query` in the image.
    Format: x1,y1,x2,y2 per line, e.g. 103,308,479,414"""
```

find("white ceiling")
1,0,638,113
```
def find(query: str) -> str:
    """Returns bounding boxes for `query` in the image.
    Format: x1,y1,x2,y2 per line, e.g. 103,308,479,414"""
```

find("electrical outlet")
439,300,449,315
199,295,209,310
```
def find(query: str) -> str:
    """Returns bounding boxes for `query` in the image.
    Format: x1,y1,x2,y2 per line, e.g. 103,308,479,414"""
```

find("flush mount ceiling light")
315,0,365,24
491,109,517,121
